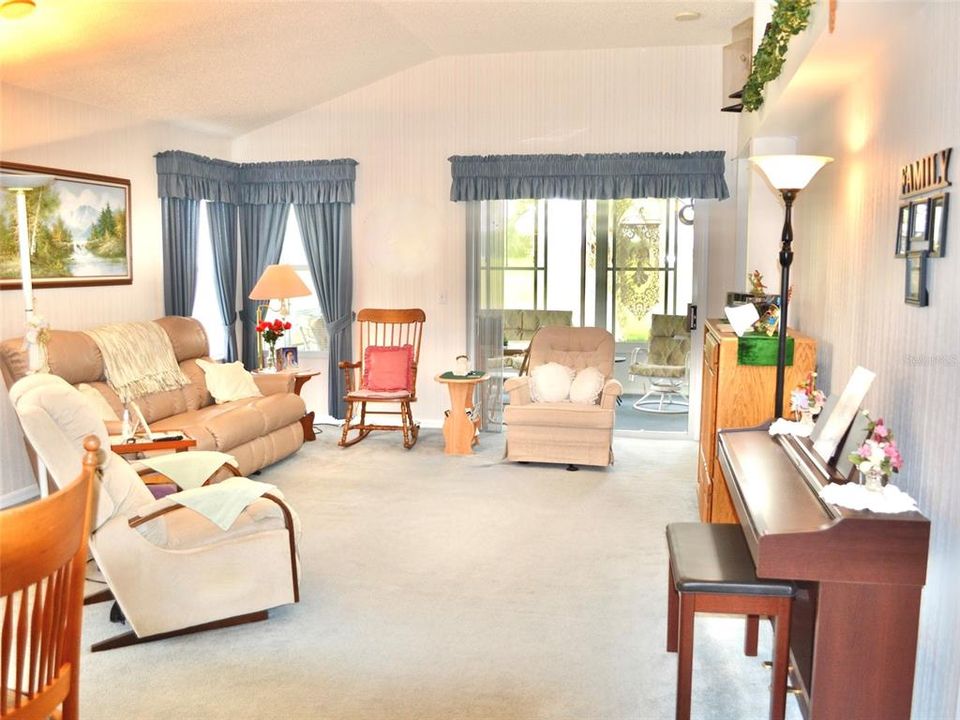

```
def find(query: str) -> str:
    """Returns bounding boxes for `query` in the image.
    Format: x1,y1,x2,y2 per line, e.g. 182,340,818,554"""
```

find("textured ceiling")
0,1,751,136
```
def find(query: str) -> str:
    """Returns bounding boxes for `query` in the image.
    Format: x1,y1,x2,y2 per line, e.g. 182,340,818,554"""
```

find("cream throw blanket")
84,321,189,403
167,477,277,530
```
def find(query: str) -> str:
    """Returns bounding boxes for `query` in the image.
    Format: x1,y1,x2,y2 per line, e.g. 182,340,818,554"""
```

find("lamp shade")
749,155,833,191
249,264,311,300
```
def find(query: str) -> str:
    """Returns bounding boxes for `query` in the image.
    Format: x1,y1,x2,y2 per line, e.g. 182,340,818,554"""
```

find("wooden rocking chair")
339,308,426,449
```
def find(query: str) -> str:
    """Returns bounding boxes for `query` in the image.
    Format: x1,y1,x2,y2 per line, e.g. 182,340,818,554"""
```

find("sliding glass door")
468,198,697,434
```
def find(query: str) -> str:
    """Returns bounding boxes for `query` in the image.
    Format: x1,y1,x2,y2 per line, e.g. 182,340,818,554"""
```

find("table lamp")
748,154,832,418
249,264,311,369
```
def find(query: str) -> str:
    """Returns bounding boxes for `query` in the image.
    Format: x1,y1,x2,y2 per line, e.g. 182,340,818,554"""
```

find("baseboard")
1,484,40,509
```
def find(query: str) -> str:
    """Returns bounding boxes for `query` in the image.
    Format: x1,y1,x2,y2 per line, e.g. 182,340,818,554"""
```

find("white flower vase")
861,468,886,492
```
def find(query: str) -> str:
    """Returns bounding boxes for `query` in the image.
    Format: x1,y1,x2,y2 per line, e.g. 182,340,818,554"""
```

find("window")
278,209,327,352
192,201,226,359
191,204,328,360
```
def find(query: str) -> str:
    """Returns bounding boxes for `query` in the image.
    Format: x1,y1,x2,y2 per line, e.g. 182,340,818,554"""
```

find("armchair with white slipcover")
503,326,622,468
10,373,301,652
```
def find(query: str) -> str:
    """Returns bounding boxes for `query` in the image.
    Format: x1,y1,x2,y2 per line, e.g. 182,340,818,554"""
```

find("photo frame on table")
928,193,948,258
908,198,930,253
895,203,912,257
1,161,132,290
904,250,929,306
276,346,299,372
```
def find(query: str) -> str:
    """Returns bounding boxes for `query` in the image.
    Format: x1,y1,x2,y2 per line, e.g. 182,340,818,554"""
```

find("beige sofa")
1,317,305,475
503,326,622,467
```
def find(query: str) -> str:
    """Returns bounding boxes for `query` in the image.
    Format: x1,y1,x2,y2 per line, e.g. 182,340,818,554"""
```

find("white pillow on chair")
529,362,575,403
569,367,606,404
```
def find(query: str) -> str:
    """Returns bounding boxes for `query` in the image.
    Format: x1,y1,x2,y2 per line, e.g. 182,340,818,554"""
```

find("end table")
435,373,490,455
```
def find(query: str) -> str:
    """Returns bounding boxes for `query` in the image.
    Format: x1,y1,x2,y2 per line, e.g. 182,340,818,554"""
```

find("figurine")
753,304,781,336
455,354,470,375
748,270,767,296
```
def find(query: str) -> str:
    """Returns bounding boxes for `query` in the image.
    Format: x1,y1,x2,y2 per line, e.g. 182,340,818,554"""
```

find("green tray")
737,333,794,366
439,370,485,380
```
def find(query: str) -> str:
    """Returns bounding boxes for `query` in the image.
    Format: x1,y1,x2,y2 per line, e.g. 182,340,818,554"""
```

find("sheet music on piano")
810,366,875,462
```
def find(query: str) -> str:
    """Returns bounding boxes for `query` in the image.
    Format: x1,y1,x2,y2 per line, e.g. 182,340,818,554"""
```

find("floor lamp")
749,155,832,418
2,172,53,497
1,172,53,372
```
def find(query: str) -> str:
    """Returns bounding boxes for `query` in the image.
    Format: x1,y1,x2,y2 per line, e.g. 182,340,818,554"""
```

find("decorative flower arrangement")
256,318,291,346
847,412,904,480
256,319,292,369
790,371,826,420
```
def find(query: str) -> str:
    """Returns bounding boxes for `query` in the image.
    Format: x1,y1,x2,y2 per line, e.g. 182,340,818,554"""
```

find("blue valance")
156,151,357,205
156,152,242,204
448,151,729,201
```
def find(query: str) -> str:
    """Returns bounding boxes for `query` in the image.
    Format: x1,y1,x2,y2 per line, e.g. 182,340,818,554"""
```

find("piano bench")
665,522,796,720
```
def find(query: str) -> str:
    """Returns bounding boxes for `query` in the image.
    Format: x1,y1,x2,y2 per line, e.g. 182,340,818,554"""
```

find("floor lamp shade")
749,155,833,191
747,155,832,418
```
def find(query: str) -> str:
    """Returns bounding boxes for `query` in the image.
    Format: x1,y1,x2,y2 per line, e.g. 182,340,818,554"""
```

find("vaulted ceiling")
0,1,751,136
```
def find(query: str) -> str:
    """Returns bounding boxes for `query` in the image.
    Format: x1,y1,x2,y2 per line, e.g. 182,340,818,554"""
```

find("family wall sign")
896,148,951,307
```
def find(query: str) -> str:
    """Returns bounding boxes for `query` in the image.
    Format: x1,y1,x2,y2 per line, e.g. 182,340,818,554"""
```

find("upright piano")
717,426,930,720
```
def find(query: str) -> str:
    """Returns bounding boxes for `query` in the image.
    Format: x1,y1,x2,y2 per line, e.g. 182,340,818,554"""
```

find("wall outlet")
439,290,448,305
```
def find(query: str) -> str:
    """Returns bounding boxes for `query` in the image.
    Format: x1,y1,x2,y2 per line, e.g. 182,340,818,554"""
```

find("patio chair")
629,314,691,413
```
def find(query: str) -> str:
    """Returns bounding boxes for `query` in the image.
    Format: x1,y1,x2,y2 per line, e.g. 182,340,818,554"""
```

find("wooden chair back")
355,308,426,392
1,437,97,720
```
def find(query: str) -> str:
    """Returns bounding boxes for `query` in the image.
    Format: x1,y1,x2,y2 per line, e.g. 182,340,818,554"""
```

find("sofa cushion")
196,359,262,404
151,393,306,452
154,316,210,362
529,362,575,403
504,401,614,430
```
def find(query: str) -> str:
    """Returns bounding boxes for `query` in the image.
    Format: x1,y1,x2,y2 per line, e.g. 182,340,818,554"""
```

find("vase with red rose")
256,318,292,372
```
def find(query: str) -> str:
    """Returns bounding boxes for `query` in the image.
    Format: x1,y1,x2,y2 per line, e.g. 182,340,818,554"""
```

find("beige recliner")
11,373,301,652
503,327,622,467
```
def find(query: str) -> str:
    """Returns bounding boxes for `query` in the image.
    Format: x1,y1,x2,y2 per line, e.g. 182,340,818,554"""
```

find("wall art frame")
895,203,912,258
904,250,929,307
928,193,948,258
907,198,930,254
1,161,132,290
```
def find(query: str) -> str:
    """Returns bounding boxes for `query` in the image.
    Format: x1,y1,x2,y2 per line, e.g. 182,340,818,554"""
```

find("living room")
1,1,958,719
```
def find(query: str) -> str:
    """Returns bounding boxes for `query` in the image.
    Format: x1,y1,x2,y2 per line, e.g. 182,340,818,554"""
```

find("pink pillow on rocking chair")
363,345,414,392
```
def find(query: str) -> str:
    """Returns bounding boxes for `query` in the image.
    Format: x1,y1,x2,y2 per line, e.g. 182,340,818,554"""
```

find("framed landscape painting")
1,162,132,290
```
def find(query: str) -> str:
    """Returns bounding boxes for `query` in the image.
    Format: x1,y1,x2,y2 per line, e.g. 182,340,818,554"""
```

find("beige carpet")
79,428,801,719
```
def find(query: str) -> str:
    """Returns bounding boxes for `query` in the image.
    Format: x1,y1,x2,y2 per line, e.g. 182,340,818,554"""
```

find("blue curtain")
239,204,289,369
160,197,200,317
448,151,729,201
207,202,240,361
294,203,353,419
